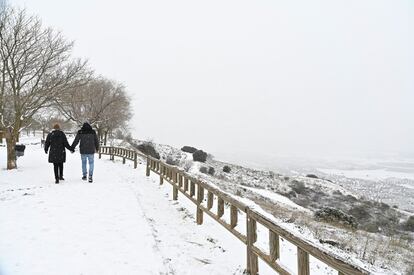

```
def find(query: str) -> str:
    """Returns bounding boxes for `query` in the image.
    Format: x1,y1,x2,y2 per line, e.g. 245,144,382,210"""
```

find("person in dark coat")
45,123,73,184
71,122,99,183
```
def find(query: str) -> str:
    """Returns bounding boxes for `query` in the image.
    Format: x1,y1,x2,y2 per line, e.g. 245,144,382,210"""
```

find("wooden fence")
99,146,370,275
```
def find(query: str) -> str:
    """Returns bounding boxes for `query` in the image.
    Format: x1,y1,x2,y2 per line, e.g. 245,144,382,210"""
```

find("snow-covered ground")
125,138,413,274
0,137,247,274
2,136,409,274
0,136,333,275
318,168,414,181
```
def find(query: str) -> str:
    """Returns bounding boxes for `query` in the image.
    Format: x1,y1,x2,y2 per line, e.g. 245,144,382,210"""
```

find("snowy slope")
123,139,413,274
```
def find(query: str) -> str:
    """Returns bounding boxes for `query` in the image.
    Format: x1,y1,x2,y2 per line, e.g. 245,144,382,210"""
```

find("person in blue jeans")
71,122,100,183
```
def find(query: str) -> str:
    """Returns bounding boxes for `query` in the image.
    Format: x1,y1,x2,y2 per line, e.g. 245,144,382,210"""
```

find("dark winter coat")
71,123,99,154
45,130,72,163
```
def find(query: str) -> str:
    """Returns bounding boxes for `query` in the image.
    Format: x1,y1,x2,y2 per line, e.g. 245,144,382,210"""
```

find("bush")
306,174,319,179
208,167,215,175
223,165,231,173
284,190,297,199
379,202,390,210
344,194,358,202
315,207,358,229
183,160,192,172
181,146,198,153
404,216,414,232
193,150,207,162
136,142,160,159
290,180,307,194
349,205,371,220
199,166,208,174
166,156,180,166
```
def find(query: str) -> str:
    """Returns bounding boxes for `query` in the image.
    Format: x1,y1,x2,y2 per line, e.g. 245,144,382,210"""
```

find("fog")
13,0,414,166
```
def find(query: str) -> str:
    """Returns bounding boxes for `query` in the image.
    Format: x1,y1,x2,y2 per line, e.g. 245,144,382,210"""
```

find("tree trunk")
6,128,18,170
97,127,102,142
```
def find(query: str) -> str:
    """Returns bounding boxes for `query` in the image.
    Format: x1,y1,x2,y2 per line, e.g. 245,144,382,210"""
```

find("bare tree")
0,7,90,169
33,109,74,139
56,77,131,144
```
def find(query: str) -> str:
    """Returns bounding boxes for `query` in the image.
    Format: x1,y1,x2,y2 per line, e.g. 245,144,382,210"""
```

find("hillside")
120,138,414,275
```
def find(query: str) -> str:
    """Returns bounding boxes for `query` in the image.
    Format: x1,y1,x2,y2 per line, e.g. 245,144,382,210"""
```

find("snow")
0,136,384,274
0,137,245,274
318,168,414,181
243,186,310,213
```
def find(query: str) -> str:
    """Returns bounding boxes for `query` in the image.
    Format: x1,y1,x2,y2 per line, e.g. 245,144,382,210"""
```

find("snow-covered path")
0,138,246,275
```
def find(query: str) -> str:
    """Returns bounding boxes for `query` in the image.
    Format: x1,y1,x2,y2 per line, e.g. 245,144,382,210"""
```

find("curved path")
0,138,245,275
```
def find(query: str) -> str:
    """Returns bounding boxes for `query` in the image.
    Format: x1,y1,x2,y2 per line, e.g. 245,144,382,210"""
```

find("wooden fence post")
246,210,258,275
207,191,214,210
230,205,238,229
178,174,183,189
184,178,189,192
196,183,204,225
173,185,178,200
269,230,280,262
190,180,195,197
99,148,102,159
160,166,164,185
217,198,224,218
172,169,178,200
298,247,310,275
146,156,150,176
134,152,137,169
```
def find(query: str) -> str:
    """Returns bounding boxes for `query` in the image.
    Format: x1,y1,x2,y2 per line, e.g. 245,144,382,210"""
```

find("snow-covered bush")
166,156,180,166
199,166,208,174
181,146,197,153
349,205,371,220
136,142,160,159
315,207,358,229
208,167,215,176
193,150,207,162
403,216,414,232
223,165,231,173
182,160,192,172
290,180,307,194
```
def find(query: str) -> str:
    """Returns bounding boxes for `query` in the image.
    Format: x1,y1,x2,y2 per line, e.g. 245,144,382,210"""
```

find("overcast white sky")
12,0,414,162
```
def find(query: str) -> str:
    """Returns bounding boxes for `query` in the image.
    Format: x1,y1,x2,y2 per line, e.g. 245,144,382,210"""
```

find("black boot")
55,179,59,184
59,176,65,181
82,175,87,181
88,176,93,183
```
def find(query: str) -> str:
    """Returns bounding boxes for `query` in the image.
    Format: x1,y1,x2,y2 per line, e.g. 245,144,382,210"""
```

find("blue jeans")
81,154,94,177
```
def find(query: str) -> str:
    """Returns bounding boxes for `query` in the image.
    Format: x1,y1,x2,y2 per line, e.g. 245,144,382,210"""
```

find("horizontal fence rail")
99,146,370,275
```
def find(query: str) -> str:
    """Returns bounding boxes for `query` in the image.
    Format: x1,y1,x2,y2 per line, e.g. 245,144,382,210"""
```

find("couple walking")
44,122,99,184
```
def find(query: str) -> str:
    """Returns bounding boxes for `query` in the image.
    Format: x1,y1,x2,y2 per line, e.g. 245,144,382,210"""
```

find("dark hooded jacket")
71,123,100,154
45,130,72,163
